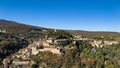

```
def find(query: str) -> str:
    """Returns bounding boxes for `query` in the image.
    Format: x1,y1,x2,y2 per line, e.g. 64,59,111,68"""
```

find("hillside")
0,19,120,41
65,30,120,42
0,19,44,34
0,32,28,65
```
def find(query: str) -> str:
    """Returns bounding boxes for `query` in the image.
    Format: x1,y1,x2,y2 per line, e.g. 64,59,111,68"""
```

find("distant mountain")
0,19,44,34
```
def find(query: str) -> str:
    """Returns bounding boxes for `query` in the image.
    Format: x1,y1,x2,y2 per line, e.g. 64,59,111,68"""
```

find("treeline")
47,30,72,39
0,33,28,65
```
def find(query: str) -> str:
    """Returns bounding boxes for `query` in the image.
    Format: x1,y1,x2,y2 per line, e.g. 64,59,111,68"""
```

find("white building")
0,29,6,33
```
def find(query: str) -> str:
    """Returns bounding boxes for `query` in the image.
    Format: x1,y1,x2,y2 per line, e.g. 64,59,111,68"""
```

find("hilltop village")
1,29,119,68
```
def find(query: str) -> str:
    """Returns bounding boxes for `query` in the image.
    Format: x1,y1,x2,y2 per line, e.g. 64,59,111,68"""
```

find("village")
2,37,118,68
1,29,119,68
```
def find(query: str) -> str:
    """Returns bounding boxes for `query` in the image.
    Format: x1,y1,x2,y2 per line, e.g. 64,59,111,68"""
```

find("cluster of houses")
73,35,118,48
2,38,69,68
89,40,118,48
11,39,60,59
2,33,119,68
9,37,71,60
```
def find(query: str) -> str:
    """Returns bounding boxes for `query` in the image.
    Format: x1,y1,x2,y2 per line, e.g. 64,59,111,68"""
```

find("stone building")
54,39,70,46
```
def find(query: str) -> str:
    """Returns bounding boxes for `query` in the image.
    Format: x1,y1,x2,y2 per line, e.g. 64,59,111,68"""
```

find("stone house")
54,39,70,46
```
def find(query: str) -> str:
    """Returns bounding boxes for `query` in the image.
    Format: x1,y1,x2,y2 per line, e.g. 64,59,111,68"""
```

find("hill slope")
65,30,120,41
0,19,44,34
0,32,28,65
0,19,120,41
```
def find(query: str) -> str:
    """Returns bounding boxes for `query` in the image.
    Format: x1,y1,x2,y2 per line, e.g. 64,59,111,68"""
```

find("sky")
0,0,120,32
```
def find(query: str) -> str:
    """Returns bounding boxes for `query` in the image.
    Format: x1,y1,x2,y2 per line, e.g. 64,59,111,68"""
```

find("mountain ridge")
0,19,119,33
0,19,46,34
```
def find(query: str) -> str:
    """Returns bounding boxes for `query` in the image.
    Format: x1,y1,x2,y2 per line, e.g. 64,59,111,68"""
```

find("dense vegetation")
29,41,120,68
47,30,72,39
0,33,28,65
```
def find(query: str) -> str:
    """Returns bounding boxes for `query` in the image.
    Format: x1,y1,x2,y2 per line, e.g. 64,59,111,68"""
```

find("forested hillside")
0,32,28,65
0,20,44,34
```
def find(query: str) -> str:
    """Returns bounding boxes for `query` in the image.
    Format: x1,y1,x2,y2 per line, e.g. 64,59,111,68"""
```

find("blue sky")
0,0,120,32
